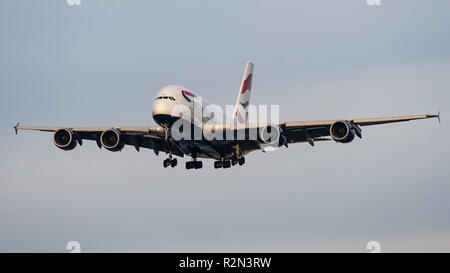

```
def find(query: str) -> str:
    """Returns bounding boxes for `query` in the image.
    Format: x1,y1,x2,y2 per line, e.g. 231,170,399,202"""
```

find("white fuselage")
152,85,235,159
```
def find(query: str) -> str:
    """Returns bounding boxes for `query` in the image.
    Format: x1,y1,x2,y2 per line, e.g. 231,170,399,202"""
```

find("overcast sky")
1,0,450,252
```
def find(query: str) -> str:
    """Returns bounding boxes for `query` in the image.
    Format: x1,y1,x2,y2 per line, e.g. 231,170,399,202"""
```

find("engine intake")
330,120,355,143
53,128,77,151
100,129,124,152
259,125,287,147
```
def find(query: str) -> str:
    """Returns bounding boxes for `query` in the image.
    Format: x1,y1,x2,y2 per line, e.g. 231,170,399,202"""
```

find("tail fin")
232,62,254,123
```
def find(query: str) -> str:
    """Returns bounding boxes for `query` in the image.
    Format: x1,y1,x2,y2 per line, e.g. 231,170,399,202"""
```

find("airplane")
14,62,440,170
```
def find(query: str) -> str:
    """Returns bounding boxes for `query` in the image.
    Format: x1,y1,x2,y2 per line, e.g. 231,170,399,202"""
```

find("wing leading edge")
14,112,439,155
199,112,440,148
14,124,184,156
283,112,440,144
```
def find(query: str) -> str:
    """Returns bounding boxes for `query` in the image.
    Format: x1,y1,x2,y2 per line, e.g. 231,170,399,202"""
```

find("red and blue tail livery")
233,62,254,123
181,90,196,102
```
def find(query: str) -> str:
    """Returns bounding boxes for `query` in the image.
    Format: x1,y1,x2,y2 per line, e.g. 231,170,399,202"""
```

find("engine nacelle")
330,120,355,143
100,129,124,152
259,125,287,147
53,128,77,151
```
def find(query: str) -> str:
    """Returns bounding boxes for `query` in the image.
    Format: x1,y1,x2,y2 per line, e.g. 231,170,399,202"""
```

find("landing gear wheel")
194,161,203,169
238,157,245,166
186,160,202,169
231,159,238,166
186,161,194,169
163,159,170,168
214,161,222,169
223,160,231,168
170,158,177,167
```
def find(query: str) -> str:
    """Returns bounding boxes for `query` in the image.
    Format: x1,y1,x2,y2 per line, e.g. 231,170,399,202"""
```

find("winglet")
14,122,19,135
427,111,440,123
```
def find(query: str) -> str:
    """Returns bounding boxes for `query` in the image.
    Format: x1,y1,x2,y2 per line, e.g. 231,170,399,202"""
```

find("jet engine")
259,125,287,147
100,129,125,152
53,128,77,151
330,120,355,143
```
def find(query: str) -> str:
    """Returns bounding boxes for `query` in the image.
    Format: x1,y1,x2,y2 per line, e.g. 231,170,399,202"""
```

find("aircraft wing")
202,112,440,152
14,125,184,156
14,113,439,157
283,113,440,145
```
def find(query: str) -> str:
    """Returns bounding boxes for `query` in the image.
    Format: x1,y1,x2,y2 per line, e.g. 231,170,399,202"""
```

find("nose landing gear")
163,152,177,168
163,158,177,168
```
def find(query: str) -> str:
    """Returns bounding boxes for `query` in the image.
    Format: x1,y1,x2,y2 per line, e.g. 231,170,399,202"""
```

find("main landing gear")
186,160,202,170
164,155,245,169
214,157,245,169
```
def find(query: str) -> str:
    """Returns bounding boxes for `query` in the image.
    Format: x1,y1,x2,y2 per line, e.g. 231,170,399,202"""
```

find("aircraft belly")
175,139,233,159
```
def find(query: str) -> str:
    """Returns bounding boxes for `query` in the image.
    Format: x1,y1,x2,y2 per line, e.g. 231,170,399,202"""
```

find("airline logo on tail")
182,90,196,102
233,62,254,124
240,73,252,109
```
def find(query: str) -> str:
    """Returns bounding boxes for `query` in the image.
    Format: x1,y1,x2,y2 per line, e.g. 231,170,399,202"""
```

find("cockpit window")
155,96,176,101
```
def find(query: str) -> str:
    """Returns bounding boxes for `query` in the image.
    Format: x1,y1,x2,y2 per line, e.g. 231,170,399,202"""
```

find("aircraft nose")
152,100,173,116
152,98,181,126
